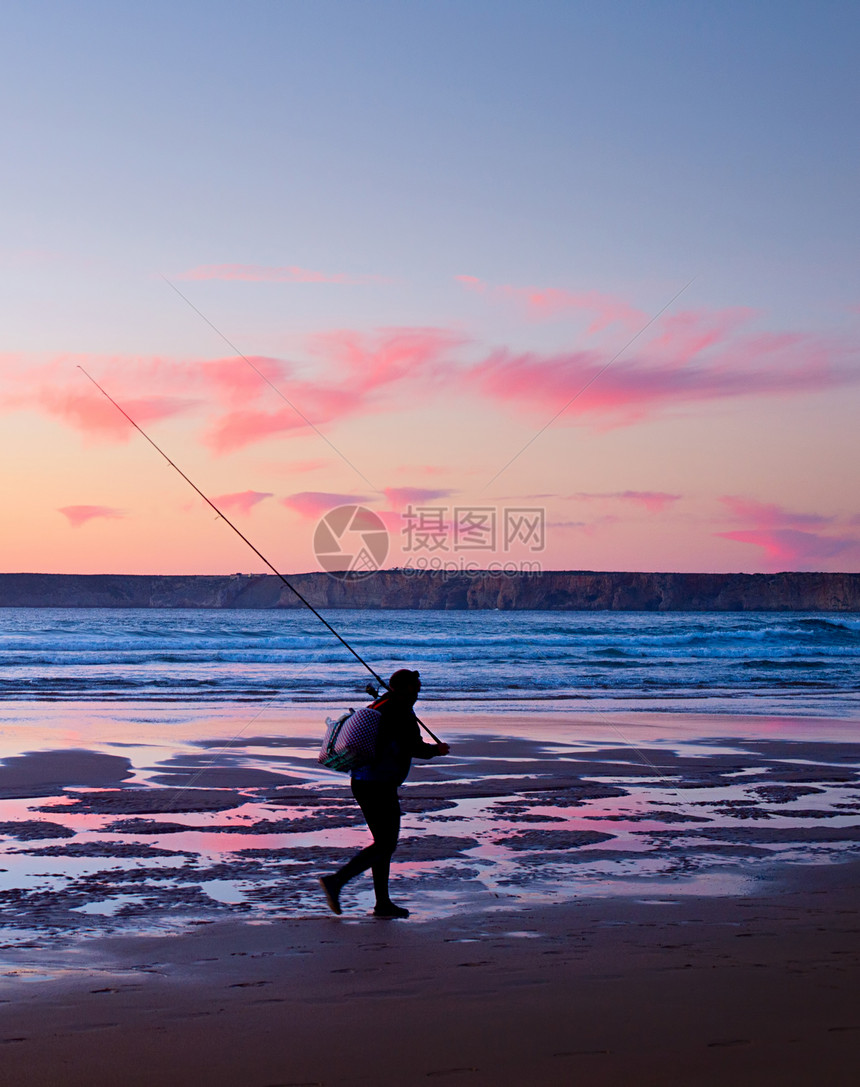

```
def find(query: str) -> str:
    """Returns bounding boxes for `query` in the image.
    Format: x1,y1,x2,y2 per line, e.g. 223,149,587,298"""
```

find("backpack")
318,704,382,772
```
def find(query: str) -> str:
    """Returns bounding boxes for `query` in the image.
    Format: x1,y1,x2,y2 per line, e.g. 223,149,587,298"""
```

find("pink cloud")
645,308,757,364
6,299,857,466
212,490,273,515
383,487,453,507
2,334,461,456
203,388,356,454
716,494,857,568
470,310,860,427
456,275,644,332
572,491,682,513
719,496,832,527
58,505,126,528
203,329,463,452
3,354,217,438
176,264,389,285
35,389,198,440
717,529,858,567
203,356,291,405
311,327,465,393
281,492,370,519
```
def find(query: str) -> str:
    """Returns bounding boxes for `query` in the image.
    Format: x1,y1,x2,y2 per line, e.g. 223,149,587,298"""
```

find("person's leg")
358,784,408,916
361,787,404,915
322,840,376,893
319,841,376,914
320,782,406,916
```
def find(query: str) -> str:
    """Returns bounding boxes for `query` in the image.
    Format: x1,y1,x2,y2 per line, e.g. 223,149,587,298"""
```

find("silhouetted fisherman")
320,669,449,918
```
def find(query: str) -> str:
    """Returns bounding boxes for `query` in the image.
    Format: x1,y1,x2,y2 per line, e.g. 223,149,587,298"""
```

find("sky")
1,0,858,576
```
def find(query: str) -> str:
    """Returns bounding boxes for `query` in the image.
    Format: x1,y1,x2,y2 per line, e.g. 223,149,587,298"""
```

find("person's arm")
413,740,449,759
408,716,449,759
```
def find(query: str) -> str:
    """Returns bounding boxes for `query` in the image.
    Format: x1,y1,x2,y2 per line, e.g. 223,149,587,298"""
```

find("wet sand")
0,705,858,1083
0,861,858,1086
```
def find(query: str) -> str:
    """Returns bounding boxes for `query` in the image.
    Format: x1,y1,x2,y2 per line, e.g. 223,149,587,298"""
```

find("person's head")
388,668,421,701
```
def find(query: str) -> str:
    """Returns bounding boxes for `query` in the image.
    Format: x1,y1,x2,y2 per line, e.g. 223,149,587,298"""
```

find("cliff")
1,570,859,610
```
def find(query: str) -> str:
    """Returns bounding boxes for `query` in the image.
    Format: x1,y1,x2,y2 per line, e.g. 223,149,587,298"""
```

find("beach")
1,861,859,1087
1,702,858,1084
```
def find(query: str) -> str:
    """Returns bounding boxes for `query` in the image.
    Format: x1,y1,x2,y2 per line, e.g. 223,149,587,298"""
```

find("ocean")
0,607,858,717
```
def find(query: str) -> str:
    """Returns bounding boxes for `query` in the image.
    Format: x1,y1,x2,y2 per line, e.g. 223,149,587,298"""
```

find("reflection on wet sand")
0,707,858,942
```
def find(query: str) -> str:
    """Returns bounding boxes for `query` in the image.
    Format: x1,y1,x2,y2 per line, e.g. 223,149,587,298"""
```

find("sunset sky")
2,1,858,576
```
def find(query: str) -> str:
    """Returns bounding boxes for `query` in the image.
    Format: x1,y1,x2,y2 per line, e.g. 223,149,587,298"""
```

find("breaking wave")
0,607,857,716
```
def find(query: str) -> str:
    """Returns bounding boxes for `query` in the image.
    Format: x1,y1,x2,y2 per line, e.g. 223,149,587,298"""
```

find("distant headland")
1,571,858,610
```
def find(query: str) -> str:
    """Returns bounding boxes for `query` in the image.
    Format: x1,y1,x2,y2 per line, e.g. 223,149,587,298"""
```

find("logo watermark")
402,505,545,554
313,505,389,580
313,504,546,579
401,557,542,578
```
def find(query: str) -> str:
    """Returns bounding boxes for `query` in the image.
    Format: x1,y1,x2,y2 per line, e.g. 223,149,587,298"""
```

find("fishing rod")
78,366,441,743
